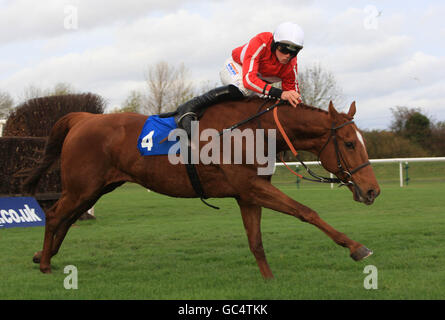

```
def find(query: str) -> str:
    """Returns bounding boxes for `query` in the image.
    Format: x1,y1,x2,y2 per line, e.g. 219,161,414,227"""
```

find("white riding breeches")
219,58,262,97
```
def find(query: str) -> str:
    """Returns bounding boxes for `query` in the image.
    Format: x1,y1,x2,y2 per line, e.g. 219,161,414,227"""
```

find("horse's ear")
348,101,356,118
328,101,339,120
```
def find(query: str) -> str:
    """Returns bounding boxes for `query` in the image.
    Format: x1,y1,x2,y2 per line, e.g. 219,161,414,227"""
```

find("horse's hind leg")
33,197,97,265
46,183,124,261
32,200,61,264
237,199,274,279
35,182,125,272
38,194,84,273
38,200,66,273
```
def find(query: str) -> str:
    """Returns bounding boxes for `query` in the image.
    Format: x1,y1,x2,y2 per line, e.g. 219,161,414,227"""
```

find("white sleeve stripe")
245,43,266,93
240,44,248,62
293,65,298,91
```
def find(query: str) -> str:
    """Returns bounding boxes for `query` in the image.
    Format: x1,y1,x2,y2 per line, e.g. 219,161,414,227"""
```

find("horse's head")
317,101,380,205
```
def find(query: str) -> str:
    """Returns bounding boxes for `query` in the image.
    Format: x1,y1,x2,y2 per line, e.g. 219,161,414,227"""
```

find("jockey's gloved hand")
281,91,301,108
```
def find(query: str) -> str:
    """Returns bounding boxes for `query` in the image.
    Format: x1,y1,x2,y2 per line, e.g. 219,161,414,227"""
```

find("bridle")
273,106,371,186
316,120,371,186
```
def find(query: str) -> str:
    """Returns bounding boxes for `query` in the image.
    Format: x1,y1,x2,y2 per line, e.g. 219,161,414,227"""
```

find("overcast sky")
1,0,444,129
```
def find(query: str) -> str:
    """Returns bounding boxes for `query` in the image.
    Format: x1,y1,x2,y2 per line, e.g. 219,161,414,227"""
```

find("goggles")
277,43,303,56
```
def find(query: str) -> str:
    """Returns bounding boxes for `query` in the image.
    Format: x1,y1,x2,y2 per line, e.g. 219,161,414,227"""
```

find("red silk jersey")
232,32,300,98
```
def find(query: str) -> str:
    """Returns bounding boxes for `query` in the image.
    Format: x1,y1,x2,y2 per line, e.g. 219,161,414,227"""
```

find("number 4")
141,130,154,151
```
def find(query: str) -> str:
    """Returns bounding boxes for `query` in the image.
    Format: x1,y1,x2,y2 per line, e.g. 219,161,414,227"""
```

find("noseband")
273,106,370,186
317,121,371,186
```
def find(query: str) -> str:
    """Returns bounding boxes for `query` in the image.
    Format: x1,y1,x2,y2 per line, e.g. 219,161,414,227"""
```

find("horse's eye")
345,141,355,149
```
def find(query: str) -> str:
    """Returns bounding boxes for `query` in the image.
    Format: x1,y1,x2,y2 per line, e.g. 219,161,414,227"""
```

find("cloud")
0,0,200,44
0,0,444,129
351,51,445,130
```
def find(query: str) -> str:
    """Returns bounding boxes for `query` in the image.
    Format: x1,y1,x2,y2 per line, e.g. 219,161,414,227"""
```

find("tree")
430,121,445,156
390,106,418,134
0,91,14,119
142,61,194,115
404,111,431,147
390,106,432,151
51,82,77,96
169,63,194,110
21,82,77,102
21,85,44,101
277,63,343,161
363,130,428,158
111,90,144,113
298,63,343,109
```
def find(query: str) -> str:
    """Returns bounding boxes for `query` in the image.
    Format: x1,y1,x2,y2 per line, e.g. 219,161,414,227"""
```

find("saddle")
137,114,218,209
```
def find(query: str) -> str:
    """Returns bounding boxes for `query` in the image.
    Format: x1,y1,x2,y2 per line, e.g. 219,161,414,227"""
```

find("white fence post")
0,119,6,137
399,161,403,187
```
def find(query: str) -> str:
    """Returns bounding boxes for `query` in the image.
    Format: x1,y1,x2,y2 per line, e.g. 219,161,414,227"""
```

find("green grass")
1,164,445,300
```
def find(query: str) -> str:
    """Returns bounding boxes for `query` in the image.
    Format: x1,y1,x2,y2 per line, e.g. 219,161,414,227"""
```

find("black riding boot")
169,85,243,137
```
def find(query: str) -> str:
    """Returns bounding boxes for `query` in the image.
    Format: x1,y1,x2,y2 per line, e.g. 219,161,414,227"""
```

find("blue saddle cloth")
137,115,179,156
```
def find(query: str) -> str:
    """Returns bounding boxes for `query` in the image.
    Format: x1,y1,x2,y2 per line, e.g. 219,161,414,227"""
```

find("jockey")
168,21,304,137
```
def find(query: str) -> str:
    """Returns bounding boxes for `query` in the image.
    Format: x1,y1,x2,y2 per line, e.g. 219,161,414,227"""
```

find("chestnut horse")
23,98,380,278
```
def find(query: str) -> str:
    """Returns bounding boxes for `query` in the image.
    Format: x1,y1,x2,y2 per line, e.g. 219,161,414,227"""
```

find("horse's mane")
296,102,329,114
245,97,328,115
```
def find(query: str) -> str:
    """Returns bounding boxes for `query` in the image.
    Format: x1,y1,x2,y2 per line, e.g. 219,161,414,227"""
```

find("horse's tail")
21,113,88,195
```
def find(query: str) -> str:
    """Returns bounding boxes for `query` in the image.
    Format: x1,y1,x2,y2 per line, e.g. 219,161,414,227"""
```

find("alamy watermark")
363,5,380,30
166,122,276,175
64,5,78,30
363,265,378,289
64,265,78,289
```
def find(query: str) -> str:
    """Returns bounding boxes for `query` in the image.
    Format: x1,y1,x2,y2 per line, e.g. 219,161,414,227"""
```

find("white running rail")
275,157,445,187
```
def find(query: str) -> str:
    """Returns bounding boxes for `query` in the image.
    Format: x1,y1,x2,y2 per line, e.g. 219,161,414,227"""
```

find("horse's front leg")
237,199,274,279
243,178,372,261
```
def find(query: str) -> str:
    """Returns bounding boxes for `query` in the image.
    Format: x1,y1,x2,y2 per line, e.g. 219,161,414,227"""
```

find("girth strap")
184,144,219,210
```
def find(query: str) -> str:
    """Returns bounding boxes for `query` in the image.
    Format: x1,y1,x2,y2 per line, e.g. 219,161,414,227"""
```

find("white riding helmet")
273,22,304,52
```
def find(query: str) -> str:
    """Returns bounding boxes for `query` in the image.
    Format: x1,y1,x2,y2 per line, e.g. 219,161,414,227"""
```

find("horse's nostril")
367,189,378,200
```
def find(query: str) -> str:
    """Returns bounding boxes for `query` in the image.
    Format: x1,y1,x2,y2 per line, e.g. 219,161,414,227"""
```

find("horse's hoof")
350,246,373,261
40,265,52,274
33,251,42,264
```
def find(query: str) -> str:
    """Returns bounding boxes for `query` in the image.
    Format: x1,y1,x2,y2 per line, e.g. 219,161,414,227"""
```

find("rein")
219,100,285,136
273,106,370,186
220,100,370,186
